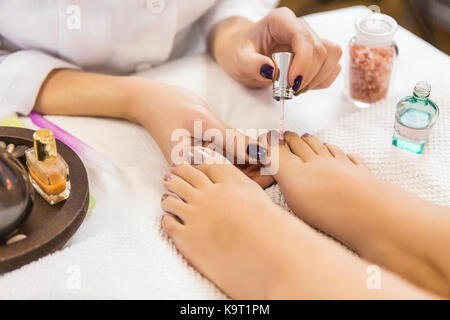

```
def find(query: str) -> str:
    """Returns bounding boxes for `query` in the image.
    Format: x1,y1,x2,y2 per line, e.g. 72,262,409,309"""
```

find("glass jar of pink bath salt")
346,13,398,108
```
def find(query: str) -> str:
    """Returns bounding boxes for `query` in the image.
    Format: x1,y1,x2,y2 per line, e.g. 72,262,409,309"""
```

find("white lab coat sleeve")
0,50,79,118
200,0,278,38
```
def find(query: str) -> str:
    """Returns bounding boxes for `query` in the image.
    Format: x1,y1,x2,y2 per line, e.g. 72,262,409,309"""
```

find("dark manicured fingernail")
161,194,169,202
163,173,173,182
246,144,267,161
294,87,307,96
293,75,303,92
301,133,311,138
260,64,274,80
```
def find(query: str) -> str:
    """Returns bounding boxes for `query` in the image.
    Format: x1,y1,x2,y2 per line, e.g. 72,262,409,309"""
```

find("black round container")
0,150,34,239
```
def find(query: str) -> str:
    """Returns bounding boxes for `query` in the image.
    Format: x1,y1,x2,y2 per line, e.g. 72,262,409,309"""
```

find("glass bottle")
345,13,398,108
25,129,70,205
392,81,439,154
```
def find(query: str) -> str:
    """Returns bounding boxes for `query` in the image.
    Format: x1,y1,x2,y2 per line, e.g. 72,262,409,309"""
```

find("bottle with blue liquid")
392,81,439,154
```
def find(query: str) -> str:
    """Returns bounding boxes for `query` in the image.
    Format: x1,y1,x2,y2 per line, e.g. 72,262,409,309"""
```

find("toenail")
246,144,267,161
161,194,169,202
163,173,174,182
301,133,311,138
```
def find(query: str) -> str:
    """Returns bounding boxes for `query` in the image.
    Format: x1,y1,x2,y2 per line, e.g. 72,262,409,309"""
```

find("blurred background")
280,0,450,54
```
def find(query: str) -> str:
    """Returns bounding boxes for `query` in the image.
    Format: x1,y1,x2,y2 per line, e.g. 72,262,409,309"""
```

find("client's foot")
272,132,450,296
161,148,294,299
161,147,433,299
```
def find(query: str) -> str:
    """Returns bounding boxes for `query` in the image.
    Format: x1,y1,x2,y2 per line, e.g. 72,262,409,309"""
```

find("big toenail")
161,194,169,202
164,174,174,182
302,133,311,138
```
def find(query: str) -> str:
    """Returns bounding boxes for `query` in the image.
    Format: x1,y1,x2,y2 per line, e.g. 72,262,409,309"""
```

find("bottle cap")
414,81,431,98
355,13,398,48
33,129,57,161
272,52,293,100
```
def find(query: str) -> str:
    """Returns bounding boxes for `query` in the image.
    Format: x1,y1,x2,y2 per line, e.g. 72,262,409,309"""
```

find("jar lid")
355,13,398,48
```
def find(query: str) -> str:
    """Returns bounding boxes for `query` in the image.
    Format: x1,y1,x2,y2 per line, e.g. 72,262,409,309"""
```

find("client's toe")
347,154,368,168
161,213,184,237
324,143,348,161
163,173,197,202
284,131,316,162
301,133,331,158
161,194,190,223
194,147,247,183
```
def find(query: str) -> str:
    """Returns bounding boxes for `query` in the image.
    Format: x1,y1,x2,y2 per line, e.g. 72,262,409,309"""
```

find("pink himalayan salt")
349,43,395,103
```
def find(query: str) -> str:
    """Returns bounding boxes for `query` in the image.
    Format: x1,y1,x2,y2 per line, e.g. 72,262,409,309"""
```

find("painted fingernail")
163,173,174,182
294,87,307,96
246,144,267,161
260,64,274,80
301,133,311,138
161,194,169,202
292,75,303,92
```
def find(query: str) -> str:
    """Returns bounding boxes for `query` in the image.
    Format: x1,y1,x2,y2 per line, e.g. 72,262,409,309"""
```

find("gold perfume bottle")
25,129,70,205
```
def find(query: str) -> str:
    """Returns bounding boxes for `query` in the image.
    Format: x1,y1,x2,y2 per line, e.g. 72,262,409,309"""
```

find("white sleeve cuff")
0,50,79,118
201,0,278,38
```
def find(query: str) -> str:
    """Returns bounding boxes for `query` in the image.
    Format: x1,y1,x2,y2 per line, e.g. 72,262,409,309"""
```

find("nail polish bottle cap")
272,52,293,101
33,129,57,161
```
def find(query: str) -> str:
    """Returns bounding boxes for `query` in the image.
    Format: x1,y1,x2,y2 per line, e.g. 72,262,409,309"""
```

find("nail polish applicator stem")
272,52,293,141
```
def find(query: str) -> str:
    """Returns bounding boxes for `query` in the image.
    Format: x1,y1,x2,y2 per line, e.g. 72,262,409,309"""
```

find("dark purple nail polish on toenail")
302,133,311,138
246,144,267,161
163,174,173,182
161,194,168,202
293,75,303,92
260,64,274,80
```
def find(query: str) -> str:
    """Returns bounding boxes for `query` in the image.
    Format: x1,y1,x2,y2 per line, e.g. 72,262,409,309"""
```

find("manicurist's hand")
210,7,342,93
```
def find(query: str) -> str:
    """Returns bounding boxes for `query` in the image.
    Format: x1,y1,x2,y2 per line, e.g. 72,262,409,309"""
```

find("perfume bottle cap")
272,52,293,101
33,129,57,161
414,81,431,98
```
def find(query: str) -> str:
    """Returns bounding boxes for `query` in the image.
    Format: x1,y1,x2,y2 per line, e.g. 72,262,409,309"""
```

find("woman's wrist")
208,16,254,63
34,69,152,123
120,76,163,125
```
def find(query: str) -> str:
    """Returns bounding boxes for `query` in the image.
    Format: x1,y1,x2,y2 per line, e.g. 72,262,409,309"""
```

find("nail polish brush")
272,52,293,141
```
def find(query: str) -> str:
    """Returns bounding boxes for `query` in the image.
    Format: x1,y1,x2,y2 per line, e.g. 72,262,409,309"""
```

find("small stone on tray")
12,145,29,159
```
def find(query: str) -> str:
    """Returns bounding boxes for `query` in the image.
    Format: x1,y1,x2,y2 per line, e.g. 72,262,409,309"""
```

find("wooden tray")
0,127,89,273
